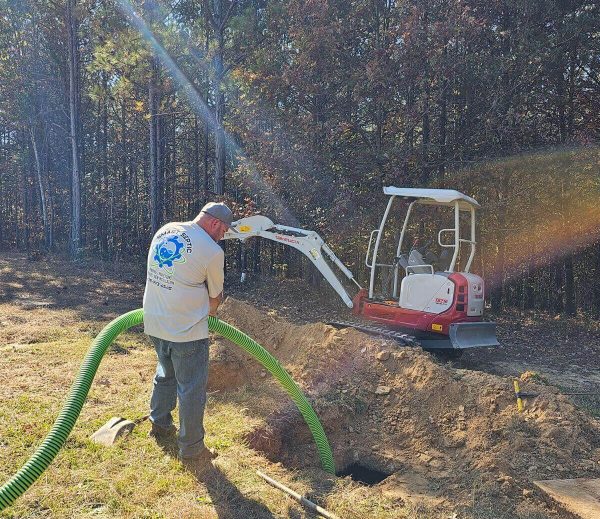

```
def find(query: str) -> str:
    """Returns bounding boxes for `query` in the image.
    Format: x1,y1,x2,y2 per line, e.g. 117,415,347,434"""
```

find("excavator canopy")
383,187,481,210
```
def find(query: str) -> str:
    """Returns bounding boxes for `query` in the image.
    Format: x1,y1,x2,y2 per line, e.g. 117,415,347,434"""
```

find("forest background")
0,0,598,317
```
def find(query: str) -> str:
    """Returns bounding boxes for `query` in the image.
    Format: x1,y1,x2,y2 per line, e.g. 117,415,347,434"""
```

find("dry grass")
0,256,410,518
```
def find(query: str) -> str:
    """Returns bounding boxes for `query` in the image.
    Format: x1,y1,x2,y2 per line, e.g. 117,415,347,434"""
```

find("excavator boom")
223,215,360,308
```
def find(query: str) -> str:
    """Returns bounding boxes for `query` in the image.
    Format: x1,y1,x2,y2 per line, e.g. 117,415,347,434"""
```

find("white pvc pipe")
256,471,340,519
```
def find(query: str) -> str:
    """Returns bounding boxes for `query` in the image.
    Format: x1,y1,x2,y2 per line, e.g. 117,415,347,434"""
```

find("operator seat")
406,249,433,274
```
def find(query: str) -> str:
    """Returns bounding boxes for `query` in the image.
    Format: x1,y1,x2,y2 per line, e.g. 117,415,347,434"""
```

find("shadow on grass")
153,433,178,457
204,467,276,519
151,435,276,518
0,254,145,322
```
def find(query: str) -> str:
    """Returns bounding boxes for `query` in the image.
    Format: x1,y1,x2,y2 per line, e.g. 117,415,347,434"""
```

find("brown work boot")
148,422,177,439
180,447,217,479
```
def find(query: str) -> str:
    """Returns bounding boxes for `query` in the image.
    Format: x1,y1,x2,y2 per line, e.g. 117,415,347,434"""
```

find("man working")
143,201,236,477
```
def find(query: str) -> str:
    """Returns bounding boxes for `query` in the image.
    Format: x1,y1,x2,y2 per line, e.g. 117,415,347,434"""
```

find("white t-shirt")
143,221,224,341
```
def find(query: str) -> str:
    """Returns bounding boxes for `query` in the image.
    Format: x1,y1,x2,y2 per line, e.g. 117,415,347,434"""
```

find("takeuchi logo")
153,235,186,273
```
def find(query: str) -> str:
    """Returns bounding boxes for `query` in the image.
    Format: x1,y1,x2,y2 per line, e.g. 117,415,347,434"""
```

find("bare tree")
67,0,81,258
205,0,236,195
148,56,161,235
144,0,162,235
29,127,50,249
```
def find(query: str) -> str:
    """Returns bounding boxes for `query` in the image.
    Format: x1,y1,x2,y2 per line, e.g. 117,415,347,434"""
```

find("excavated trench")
208,298,600,510
241,400,400,485
207,299,404,484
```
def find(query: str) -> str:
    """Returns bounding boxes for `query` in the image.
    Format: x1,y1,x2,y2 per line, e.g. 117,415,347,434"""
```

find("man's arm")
209,292,223,316
206,249,225,316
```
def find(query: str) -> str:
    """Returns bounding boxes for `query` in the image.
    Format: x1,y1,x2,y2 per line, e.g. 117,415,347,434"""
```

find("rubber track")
0,309,334,511
327,320,419,346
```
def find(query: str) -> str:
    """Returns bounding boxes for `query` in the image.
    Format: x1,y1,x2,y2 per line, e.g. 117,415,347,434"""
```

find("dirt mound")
210,297,381,392
211,298,600,515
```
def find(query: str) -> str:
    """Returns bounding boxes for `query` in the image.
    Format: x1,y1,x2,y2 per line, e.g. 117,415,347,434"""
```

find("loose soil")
229,275,600,400
215,298,600,517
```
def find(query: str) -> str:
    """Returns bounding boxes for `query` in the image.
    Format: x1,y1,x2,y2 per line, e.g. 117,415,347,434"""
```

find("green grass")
0,307,411,518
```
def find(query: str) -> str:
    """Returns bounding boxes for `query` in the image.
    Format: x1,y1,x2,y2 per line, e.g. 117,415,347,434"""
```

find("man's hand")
209,292,223,317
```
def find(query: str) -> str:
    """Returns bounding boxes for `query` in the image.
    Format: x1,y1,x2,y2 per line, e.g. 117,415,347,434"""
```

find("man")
143,201,236,477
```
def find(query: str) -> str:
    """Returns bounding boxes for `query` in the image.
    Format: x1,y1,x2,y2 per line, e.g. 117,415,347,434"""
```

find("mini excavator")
223,187,499,357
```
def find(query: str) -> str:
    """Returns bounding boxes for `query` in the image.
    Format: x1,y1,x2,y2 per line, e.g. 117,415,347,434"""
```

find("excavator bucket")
448,322,499,349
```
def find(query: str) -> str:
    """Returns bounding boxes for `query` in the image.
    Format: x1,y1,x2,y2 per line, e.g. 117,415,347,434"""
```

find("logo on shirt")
152,235,186,273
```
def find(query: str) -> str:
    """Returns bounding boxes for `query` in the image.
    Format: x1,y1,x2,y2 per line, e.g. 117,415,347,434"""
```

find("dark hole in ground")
337,462,391,485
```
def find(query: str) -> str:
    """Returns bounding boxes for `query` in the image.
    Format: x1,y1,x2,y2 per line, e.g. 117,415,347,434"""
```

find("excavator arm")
223,215,361,308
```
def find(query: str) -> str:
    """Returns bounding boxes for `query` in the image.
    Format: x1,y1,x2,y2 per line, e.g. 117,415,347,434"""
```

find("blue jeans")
148,336,209,459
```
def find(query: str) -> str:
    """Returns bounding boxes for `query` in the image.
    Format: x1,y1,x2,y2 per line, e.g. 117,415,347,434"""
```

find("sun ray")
115,0,299,224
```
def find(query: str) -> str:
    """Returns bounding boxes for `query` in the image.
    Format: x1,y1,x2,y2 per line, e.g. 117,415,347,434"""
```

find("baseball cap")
200,202,238,232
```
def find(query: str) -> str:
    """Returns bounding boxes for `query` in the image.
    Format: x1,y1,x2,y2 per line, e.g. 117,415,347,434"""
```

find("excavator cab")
366,188,479,299
357,187,498,351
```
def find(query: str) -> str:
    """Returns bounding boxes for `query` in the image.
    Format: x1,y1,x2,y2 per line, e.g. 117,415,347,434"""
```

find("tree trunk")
491,189,506,310
102,74,111,257
21,130,31,253
120,100,128,255
524,261,535,310
30,127,50,250
566,39,579,139
253,237,261,273
438,45,448,180
67,0,81,259
552,262,564,314
203,17,210,202
149,55,160,235
206,0,236,196
594,246,600,319
564,254,576,316
421,0,431,184
193,115,200,213
214,28,226,195
0,130,4,247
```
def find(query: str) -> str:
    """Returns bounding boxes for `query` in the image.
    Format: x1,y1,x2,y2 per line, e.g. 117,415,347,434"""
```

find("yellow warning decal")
238,225,252,233
432,323,443,332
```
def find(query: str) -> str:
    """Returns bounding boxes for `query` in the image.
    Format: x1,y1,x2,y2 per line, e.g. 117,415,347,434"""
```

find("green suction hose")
0,309,334,511
207,316,335,474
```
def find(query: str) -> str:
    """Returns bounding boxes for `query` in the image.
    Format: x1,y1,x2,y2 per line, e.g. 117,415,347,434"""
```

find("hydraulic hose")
0,309,334,511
